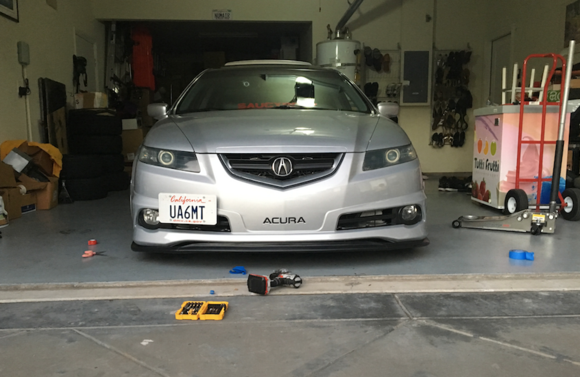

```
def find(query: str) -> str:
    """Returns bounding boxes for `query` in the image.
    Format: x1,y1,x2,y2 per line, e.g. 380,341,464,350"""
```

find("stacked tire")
63,109,130,201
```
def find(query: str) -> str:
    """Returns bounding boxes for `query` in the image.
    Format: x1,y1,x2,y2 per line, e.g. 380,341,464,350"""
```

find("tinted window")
175,67,371,114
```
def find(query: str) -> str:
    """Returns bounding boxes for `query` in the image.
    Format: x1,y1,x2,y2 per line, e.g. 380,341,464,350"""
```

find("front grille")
219,153,344,188
337,209,398,231
158,216,231,232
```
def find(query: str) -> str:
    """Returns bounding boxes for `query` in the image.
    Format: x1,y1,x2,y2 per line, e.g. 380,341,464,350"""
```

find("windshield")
175,67,371,114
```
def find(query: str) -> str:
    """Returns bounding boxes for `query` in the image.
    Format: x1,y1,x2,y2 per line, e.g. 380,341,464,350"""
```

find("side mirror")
377,102,399,118
148,103,168,120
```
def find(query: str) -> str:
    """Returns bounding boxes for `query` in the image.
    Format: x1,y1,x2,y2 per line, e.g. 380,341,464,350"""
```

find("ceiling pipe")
335,0,365,36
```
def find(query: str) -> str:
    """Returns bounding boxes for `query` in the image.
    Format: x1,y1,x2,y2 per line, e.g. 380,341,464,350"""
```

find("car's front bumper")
131,153,427,250
131,238,429,253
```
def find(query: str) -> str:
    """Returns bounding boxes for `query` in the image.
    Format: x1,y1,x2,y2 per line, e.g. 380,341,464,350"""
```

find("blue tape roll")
509,250,534,261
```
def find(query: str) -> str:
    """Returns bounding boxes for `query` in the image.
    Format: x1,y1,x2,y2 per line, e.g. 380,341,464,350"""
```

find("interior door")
490,34,512,105
75,33,97,92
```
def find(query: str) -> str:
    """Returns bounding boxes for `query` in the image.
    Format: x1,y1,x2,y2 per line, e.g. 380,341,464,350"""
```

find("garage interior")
2,0,580,375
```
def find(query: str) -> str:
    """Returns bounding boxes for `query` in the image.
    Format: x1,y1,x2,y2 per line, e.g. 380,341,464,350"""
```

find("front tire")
561,188,580,221
503,189,528,215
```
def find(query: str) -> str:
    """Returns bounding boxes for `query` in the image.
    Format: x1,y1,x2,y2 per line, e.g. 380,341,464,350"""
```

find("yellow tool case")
175,301,229,321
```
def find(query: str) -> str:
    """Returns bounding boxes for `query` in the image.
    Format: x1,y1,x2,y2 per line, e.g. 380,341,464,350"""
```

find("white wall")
0,1,105,144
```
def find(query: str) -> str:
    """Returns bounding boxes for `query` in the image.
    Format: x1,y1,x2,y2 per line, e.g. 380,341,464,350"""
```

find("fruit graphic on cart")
491,141,497,156
482,190,491,203
477,139,483,153
472,181,479,198
480,179,486,197
484,141,489,155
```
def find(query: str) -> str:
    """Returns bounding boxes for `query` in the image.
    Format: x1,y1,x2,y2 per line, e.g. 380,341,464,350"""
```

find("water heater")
316,39,362,85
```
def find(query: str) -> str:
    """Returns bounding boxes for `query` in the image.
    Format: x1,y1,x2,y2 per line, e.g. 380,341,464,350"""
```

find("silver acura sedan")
130,61,428,252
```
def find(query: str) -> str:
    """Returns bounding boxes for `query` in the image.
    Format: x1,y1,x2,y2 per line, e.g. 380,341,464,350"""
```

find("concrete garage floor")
2,179,580,375
0,179,579,285
2,292,580,376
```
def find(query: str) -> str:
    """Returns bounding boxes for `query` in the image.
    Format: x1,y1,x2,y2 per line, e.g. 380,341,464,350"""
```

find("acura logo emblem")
272,157,293,177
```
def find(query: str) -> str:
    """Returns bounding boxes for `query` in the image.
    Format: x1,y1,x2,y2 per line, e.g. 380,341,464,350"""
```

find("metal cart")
453,41,580,234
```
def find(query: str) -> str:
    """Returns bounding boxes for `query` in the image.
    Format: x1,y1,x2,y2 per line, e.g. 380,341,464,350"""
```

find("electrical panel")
401,50,430,105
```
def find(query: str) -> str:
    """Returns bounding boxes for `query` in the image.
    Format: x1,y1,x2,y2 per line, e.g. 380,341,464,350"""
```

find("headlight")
138,146,200,172
363,144,417,171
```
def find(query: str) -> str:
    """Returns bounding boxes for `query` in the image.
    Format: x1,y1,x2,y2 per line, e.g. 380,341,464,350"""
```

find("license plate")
158,193,217,225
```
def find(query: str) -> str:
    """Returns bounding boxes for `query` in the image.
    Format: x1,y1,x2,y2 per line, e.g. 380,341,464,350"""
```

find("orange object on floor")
82,250,106,258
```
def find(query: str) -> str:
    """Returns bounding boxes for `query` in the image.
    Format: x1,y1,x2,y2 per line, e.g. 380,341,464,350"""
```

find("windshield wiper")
271,104,308,109
190,108,229,112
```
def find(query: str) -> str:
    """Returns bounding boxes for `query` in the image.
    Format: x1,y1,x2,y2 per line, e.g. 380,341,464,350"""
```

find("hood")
169,110,380,153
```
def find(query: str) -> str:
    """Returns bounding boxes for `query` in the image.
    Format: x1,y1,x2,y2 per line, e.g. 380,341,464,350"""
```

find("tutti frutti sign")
474,138,499,172
472,115,501,207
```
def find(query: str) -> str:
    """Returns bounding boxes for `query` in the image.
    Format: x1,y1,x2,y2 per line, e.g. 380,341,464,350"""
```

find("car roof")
224,60,312,67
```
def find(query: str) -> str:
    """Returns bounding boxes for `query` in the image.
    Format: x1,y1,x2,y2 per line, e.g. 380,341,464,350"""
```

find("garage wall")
485,0,573,62
0,1,104,144
88,0,570,174
403,0,488,174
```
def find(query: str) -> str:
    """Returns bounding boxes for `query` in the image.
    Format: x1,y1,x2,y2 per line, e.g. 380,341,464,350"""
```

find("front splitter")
131,238,430,253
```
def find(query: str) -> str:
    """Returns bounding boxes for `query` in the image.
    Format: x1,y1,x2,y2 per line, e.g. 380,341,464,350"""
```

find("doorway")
74,31,98,92
490,33,512,105
111,21,313,105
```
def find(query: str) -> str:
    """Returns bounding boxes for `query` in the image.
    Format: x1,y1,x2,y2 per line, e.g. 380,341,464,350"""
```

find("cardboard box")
29,148,54,177
122,128,149,161
17,173,47,192
3,149,32,173
17,174,58,210
20,192,36,214
0,188,22,221
0,161,18,188
74,92,108,109
9,141,59,177
122,119,139,130
1,155,58,214
36,176,59,210
131,88,154,127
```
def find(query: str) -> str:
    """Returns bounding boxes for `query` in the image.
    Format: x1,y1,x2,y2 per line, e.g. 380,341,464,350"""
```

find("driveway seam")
72,328,172,377
393,293,415,319
414,314,580,320
423,320,580,367
289,320,409,377
0,331,26,340
5,313,580,332
0,318,406,332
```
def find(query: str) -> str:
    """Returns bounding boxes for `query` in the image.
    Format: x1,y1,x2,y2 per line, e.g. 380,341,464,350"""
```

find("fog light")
142,209,159,225
398,205,421,225
401,205,417,221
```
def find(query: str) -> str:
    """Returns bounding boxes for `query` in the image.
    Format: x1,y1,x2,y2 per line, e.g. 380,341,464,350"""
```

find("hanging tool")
247,269,303,295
